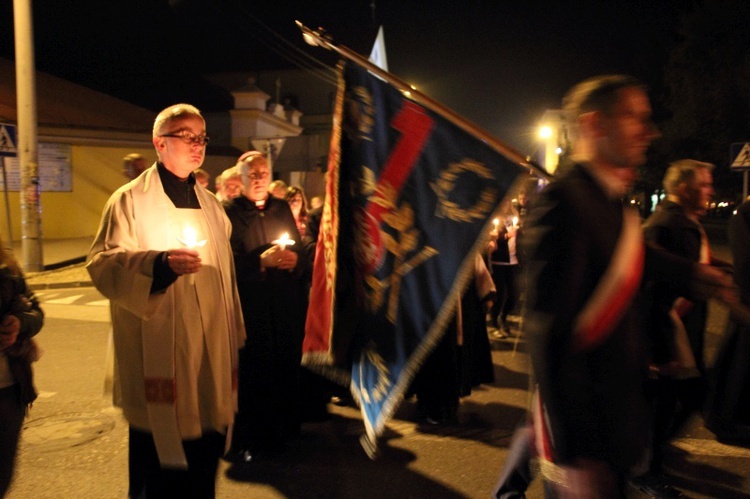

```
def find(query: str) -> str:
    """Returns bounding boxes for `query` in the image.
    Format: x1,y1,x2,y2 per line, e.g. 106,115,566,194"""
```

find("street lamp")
538,125,553,140
536,111,563,174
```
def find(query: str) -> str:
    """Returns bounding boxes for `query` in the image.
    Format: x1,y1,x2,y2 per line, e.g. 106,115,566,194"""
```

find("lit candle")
176,226,206,284
512,216,518,228
272,232,295,251
178,226,207,249
493,218,500,231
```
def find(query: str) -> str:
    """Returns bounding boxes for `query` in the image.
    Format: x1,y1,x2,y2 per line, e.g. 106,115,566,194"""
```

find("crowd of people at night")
1,73,749,499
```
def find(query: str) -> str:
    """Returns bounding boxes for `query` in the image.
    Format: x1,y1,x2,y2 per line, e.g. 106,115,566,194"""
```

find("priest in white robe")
87,103,245,498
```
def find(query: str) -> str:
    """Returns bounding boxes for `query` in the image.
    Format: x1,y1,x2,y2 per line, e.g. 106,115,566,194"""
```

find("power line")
215,0,338,87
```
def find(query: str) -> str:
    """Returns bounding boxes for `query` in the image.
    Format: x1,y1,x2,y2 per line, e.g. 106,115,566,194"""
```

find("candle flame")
272,232,295,249
177,226,207,248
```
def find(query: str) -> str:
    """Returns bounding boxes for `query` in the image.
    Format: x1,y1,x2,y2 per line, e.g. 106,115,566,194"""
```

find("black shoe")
628,474,683,498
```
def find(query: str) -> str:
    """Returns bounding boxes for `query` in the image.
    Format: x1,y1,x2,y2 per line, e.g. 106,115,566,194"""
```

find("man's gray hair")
663,159,714,195
152,103,203,137
235,151,266,179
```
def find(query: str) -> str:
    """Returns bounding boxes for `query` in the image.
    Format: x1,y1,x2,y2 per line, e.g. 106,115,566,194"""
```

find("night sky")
0,0,686,152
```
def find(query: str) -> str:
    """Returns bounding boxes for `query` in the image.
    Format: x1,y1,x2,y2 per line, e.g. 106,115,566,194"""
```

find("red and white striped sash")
572,207,644,352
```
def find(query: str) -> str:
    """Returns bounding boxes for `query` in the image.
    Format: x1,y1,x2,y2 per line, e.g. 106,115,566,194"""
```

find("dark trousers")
490,264,519,329
0,384,26,497
234,331,303,454
128,427,225,499
645,374,706,474
412,329,459,423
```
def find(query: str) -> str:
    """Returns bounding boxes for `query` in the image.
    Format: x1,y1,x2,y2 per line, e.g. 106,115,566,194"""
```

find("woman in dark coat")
0,237,44,495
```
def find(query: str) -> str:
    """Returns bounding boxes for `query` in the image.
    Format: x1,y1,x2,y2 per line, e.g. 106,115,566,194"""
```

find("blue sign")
0,123,17,157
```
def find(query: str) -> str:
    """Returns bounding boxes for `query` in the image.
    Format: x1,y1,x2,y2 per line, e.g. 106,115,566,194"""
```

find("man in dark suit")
644,159,728,375
521,76,735,497
640,160,732,493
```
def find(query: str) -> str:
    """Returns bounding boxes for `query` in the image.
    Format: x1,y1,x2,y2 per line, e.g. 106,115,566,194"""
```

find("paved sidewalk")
25,263,92,289
9,237,93,289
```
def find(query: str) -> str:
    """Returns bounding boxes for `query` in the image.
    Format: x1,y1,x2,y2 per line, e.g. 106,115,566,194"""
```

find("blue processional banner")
303,61,528,449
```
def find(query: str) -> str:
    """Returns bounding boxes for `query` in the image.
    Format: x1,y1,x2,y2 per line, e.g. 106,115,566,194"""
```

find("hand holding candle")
170,226,204,277
167,248,202,275
263,232,298,271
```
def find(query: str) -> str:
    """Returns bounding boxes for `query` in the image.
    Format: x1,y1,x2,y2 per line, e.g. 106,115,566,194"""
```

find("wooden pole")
14,0,43,271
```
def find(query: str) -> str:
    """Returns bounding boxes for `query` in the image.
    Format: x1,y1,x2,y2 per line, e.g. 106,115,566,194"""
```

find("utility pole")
14,0,43,271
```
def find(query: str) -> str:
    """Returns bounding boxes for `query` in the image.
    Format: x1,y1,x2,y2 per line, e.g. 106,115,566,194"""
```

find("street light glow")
538,125,552,140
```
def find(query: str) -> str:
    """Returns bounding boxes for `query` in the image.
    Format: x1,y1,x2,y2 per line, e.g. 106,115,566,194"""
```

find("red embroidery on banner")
361,100,434,273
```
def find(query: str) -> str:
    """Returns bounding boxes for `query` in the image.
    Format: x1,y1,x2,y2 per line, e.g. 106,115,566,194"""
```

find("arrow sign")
0,123,17,157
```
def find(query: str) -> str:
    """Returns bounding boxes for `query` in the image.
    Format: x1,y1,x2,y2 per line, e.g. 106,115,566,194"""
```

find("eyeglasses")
160,131,210,146
248,171,269,180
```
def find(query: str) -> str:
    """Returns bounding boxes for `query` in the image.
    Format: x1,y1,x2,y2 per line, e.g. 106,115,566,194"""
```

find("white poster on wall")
0,142,72,192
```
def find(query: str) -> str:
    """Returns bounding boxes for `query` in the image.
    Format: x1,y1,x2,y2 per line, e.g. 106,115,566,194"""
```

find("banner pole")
296,21,552,182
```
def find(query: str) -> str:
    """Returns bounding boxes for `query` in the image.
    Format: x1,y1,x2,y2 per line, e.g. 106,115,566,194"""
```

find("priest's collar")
157,162,200,209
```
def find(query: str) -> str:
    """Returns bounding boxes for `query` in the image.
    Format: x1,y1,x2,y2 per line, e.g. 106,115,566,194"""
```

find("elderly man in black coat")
224,151,310,462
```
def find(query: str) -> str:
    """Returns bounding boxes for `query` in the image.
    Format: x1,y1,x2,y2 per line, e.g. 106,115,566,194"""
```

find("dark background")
1,0,748,201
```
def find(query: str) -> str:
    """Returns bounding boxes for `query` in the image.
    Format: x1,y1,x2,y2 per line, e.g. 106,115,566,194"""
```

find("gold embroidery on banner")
431,159,497,223
360,167,377,197
371,181,398,211
361,198,439,324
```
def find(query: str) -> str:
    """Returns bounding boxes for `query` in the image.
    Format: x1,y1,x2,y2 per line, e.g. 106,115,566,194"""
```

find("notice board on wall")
0,143,72,192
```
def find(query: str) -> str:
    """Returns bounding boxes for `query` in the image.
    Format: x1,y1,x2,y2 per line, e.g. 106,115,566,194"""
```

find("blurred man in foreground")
522,76,735,497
